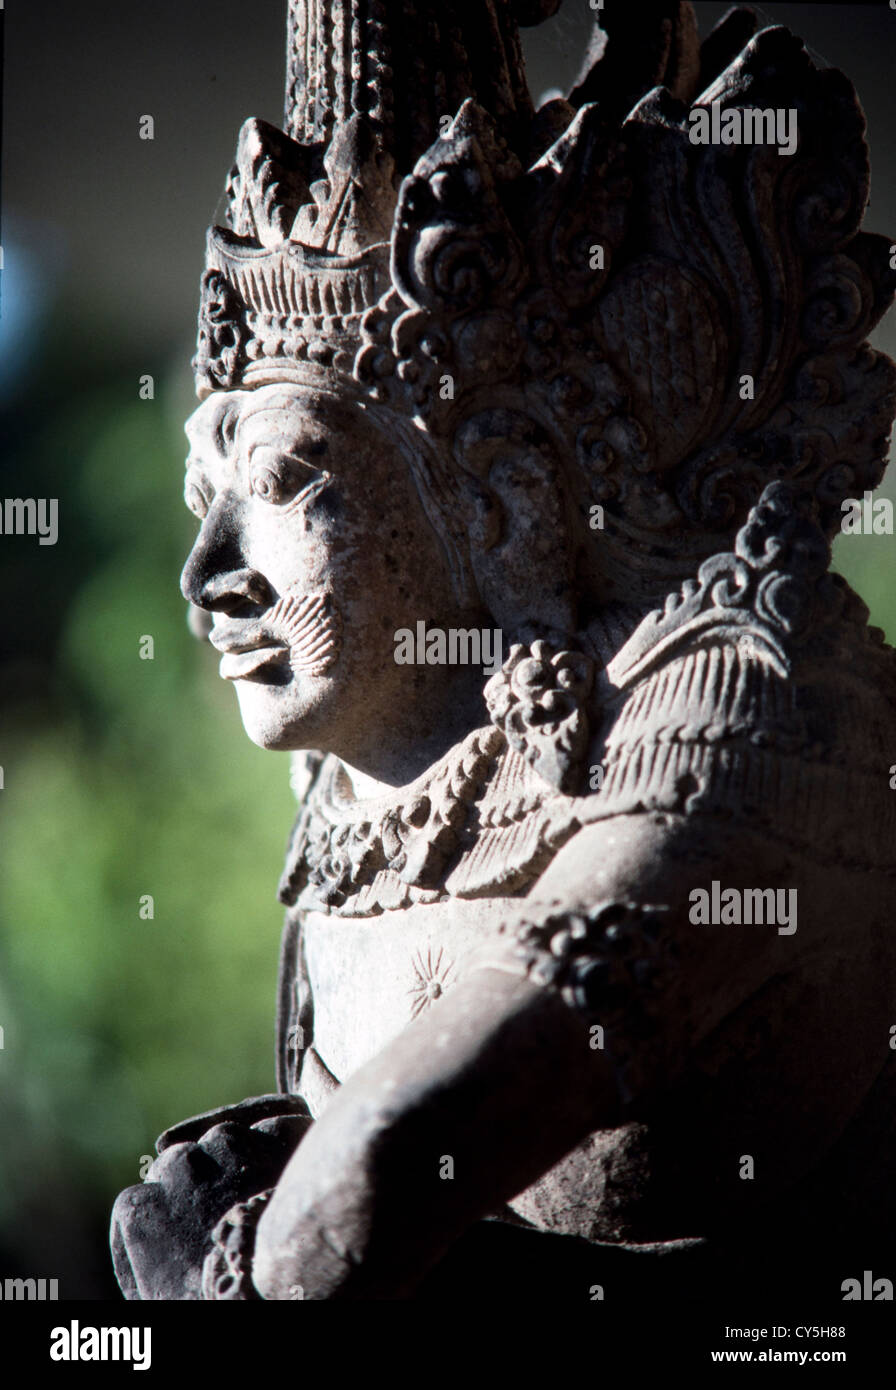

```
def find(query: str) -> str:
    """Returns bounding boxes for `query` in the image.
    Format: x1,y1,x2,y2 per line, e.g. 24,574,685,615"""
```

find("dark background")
1,2,894,1299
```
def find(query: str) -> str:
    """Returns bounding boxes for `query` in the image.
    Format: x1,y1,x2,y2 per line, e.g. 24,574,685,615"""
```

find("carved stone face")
180,381,488,781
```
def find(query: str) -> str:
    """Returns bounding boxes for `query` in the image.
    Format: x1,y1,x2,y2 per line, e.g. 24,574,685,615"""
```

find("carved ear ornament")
484,636,596,795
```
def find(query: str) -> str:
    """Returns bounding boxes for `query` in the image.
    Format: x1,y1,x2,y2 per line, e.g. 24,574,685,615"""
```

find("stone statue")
111,0,896,1302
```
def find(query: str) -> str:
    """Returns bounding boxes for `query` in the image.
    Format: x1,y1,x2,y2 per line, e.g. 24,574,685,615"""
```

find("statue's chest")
300,896,517,1084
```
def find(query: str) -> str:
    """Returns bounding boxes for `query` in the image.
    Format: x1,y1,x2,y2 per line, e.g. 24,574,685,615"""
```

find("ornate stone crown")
193,1,896,579
193,0,549,391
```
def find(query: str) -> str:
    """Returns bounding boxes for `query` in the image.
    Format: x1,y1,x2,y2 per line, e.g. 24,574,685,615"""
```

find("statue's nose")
182,566,272,611
181,562,275,640
180,520,274,615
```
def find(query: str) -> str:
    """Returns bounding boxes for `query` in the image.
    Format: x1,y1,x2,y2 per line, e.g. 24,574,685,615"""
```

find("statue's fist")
111,1094,311,1300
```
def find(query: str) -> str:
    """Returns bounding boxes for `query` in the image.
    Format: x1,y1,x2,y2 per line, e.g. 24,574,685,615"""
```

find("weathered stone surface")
111,0,896,1301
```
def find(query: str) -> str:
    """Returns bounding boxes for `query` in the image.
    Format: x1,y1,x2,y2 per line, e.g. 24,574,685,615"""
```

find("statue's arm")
252,962,619,1300
251,809,801,1299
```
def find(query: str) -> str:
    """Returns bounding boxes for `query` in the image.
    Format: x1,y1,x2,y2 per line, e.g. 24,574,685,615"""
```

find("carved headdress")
193,0,896,603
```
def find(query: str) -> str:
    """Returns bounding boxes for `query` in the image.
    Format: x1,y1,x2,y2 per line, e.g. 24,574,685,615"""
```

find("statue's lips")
218,645,288,680
209,623,289,680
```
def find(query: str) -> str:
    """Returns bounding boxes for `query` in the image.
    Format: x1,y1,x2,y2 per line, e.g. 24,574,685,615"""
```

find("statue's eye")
185,480,210,519
250,463,293,505
249,452,322,506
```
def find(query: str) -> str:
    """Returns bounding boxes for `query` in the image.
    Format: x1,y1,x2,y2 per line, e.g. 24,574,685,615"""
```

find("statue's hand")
111,1094,311,1300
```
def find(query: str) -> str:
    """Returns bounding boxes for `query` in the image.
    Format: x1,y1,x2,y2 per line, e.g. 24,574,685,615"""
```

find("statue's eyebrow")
236,404,331,460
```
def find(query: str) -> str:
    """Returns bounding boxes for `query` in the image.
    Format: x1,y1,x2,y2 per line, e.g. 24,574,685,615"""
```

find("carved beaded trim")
279,726,506,910
200,1190,273,1301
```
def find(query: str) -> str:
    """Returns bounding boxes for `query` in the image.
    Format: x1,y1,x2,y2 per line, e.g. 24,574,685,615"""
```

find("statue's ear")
455,410,576,635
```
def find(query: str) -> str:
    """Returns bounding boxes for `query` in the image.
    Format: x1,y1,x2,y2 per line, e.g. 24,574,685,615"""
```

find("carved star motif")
408,948,453,1020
